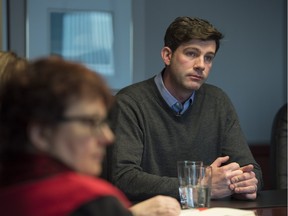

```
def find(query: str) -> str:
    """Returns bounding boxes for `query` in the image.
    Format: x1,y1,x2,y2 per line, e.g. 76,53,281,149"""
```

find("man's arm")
219,91,263,198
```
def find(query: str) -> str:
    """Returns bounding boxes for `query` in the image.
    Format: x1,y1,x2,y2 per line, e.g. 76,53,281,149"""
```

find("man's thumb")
211,156,230,167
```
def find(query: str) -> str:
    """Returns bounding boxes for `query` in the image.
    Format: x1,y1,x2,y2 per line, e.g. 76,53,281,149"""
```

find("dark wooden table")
253,207,287,216
210,190,287,216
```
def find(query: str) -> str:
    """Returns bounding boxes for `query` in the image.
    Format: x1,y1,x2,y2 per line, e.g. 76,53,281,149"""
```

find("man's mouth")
187,74,203,81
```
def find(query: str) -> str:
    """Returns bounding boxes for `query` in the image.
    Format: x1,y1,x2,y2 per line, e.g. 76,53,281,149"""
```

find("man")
108,16,263,203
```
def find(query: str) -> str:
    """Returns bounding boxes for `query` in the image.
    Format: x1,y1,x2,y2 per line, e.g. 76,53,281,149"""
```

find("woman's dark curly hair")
0,56,114,155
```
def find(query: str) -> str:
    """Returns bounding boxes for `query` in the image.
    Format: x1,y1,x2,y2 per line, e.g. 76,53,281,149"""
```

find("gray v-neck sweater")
108,77,263,202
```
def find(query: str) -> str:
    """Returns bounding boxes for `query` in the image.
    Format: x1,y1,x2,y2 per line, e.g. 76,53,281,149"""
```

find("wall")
8,0,25,57
133,0,287,144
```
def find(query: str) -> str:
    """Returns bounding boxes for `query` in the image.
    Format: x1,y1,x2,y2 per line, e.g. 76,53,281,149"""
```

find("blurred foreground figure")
0,57,180,216
0,51,27,88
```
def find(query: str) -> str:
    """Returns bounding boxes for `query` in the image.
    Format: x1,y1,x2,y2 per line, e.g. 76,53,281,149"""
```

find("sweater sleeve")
218,90,264,190
108,93,180,202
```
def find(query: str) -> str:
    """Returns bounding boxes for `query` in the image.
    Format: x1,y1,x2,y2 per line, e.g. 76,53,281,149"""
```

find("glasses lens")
59,115,108,135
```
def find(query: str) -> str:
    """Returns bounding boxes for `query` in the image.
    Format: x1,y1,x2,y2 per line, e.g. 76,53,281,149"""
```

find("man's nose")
193,57,205,73
194,56,205,68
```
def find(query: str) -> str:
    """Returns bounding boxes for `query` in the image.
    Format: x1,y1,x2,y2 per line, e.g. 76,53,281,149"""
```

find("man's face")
162,39,217,100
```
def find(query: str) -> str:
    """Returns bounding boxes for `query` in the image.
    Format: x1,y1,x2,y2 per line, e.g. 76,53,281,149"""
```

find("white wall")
132,0,287,144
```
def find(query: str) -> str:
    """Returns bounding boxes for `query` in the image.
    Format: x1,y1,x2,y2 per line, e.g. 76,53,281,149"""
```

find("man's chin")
185,80,204,91
187,84,202,91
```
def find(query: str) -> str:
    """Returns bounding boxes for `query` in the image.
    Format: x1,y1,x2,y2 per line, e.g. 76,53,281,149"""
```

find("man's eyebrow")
184,47,215,53
206,51,216,56
183,47,200,52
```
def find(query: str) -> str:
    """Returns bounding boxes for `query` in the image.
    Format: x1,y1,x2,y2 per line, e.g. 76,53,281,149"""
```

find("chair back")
270,103,287,189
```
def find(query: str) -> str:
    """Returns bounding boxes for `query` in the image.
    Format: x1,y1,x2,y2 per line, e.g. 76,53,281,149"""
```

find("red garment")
0,154,131,216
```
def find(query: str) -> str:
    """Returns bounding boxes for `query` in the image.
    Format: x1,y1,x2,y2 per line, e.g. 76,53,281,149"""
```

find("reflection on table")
210,190,287,216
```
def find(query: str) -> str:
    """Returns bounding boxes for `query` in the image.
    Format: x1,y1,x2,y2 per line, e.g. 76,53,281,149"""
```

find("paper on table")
180,208,201,216
180,207,256,216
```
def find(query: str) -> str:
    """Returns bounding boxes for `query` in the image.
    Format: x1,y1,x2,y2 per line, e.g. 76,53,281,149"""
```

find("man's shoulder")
200,83,223,91
116,77,156,99
198,83,227,97
196,83,232,106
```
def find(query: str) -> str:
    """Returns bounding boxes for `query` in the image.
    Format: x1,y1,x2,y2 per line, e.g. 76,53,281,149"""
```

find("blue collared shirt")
154,72,194,115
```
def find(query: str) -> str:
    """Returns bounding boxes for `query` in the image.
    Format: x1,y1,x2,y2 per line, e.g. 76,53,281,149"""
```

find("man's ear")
28,124,51,152
161,46,172,66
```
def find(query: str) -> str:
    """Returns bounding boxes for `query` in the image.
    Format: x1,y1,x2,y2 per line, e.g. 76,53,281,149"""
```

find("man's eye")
186,51,197,57
205,55,214,63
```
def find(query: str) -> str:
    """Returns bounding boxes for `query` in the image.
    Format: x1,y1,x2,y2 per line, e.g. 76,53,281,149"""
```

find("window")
50,11,114,76
27,0,132,90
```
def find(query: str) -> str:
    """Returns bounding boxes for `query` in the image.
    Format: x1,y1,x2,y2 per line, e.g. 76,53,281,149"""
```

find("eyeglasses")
58,115,108,135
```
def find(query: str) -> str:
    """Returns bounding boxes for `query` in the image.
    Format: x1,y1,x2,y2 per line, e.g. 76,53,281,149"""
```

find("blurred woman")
0,57,180,216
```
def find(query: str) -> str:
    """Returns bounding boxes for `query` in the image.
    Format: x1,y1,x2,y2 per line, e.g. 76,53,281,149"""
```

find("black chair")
270,103,287,189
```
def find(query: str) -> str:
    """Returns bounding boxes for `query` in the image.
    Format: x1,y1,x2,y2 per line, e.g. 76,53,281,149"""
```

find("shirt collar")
154,71,195,112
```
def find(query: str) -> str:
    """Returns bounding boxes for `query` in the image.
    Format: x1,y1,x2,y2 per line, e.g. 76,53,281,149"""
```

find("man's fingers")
240,164,254,172
234,184,258,194
227,169,243,179
211,156,229,167
231,171,256,184
230,173,258,194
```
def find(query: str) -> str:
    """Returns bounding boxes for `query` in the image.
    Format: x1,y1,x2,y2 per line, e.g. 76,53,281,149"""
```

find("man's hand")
210,156,243,199
229,164,258,200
